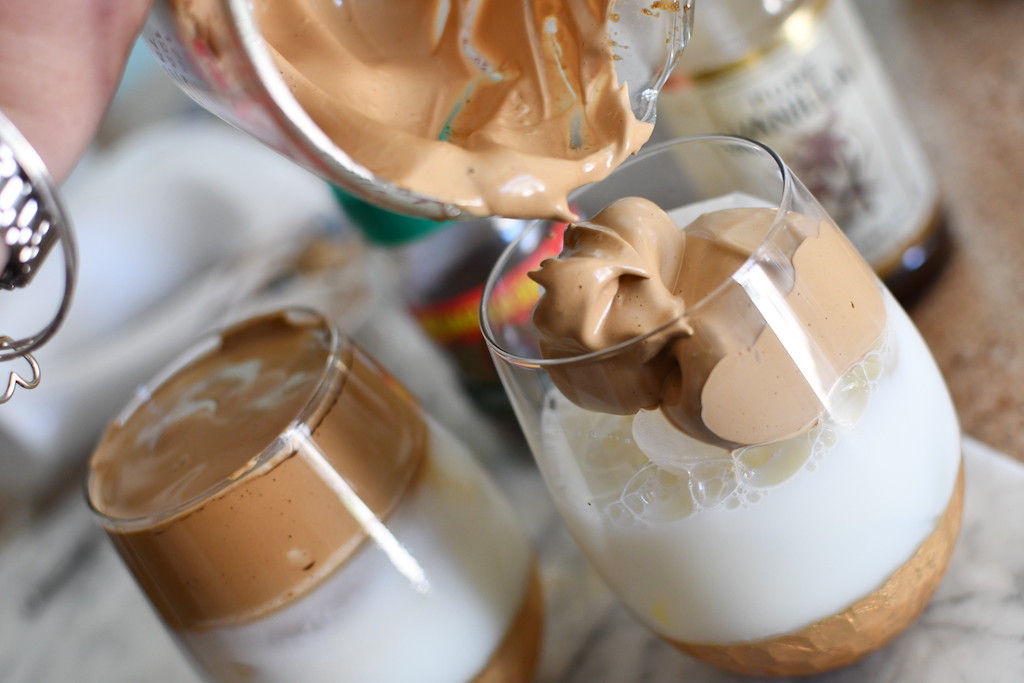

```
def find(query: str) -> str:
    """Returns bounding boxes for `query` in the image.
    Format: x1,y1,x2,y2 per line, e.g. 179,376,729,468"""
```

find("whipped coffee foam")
531,199,887,447
88,313,426,629
254,0,664,220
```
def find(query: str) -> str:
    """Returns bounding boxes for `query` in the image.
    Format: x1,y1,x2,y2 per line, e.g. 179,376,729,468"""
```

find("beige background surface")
854,0,1024,460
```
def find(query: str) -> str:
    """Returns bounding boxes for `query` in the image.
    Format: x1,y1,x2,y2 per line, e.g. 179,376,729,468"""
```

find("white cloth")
0,118,342,495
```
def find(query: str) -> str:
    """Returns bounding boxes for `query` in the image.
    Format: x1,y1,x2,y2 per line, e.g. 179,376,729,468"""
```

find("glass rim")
85,307,345,531
479,134,794,367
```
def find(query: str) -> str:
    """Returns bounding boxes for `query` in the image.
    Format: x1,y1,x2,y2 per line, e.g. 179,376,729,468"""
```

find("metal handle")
0,111,78,401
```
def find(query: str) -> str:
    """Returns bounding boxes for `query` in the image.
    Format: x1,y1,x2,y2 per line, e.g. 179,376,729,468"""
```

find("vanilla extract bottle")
655,0,950,300
331,187,564,441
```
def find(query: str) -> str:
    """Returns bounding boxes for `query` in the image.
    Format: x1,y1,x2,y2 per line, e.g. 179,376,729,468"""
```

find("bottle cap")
330,185,450,247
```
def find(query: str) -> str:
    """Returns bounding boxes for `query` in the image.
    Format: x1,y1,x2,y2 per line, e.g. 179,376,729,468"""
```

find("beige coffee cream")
252,0,672,220
88,312,541,681
530,198,962,675
531,198,887,448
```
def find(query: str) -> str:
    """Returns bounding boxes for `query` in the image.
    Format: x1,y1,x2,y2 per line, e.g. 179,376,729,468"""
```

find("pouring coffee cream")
531,200,888,448
217,0,688,220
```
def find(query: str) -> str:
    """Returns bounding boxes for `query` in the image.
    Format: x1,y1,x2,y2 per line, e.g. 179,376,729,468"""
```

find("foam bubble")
547,321,898,527
735,427,818,488
632,408,730,475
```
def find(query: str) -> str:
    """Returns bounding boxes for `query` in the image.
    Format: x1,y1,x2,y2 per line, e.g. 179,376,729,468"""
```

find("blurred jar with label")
332,189,565,451
655,0,951,301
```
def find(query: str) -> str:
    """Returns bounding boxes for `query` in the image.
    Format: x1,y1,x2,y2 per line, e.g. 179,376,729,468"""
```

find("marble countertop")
1,437,1022,683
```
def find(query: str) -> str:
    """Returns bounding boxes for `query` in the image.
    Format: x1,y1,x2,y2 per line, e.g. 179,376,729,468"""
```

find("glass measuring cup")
142,0,693,220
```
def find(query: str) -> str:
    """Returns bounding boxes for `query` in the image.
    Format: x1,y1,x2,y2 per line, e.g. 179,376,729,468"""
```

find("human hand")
0,0,154,184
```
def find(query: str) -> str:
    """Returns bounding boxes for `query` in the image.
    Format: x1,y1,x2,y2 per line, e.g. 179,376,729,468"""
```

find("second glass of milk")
86,308,542,682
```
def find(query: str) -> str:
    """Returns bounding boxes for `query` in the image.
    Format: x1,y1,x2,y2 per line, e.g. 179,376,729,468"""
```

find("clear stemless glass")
480,135,963,677
86,309,542,683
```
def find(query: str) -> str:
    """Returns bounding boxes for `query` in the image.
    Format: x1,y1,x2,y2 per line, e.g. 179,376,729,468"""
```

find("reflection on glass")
482,135,962,677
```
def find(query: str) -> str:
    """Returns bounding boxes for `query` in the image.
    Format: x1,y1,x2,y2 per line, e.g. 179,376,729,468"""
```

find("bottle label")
409,226,565,413
659,0,937,271
410,227,564,344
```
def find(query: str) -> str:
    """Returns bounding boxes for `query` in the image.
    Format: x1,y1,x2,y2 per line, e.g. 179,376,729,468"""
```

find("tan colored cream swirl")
253,0,658,220
531,198,887,448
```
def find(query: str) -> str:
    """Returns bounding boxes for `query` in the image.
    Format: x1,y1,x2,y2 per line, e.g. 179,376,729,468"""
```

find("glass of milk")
86,308,542,682
480,135,962,677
